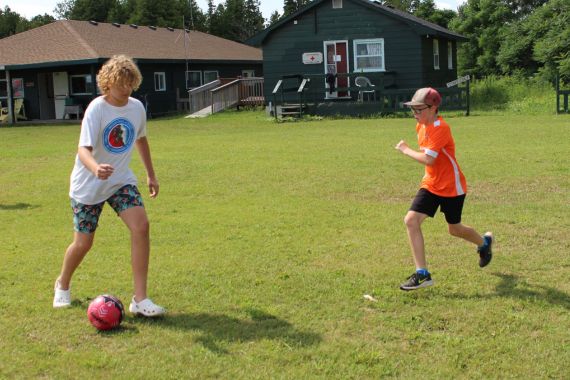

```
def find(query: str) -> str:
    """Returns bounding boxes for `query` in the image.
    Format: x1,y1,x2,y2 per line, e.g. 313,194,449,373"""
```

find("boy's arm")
135,136,159,198
395,140,436,166
78,146,114,180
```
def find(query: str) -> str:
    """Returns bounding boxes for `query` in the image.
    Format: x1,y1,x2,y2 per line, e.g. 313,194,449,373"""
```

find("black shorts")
409,188,465,224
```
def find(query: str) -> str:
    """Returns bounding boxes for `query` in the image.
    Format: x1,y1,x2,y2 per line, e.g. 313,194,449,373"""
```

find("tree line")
0,0,568,82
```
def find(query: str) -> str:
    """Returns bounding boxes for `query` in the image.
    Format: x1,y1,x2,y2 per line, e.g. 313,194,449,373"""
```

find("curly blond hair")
96,55,142,94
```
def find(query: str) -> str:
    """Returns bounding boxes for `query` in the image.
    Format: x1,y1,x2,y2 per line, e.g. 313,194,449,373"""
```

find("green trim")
135,59,262,65
5,58,105,70
3,58,261,71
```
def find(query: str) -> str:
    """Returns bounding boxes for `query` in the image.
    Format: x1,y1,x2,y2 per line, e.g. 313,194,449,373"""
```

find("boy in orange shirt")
395,87,493,290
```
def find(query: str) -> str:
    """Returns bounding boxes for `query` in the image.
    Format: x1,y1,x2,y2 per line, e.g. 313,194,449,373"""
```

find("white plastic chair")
355,76,376,102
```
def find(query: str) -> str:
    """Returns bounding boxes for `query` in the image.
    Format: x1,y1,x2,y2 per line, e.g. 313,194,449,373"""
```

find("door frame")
52,71,69,119
322,40,350,99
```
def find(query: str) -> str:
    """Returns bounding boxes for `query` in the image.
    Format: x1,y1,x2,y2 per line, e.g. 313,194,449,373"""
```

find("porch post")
556,73,560,114
465,78,470,117
6,69,14,124
91,64,98,99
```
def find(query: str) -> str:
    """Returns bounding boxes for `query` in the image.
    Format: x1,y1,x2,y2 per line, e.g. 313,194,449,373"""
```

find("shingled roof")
0,20,262,69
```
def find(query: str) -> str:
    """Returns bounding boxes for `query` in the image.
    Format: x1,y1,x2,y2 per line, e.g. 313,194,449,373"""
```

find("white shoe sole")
400,279,434,291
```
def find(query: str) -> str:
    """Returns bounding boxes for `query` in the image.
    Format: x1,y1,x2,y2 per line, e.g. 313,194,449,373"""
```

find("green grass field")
1,111,569,379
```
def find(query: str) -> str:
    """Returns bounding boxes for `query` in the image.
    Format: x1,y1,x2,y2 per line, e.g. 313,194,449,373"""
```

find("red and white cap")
404,87,442,107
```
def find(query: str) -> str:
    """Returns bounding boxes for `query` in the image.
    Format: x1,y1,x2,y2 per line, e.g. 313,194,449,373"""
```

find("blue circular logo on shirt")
103,118,135,154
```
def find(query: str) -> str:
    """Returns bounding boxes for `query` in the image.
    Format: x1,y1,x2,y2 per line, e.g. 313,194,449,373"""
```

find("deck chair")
355,76,376,102
0,100,9,123
14,98,27,121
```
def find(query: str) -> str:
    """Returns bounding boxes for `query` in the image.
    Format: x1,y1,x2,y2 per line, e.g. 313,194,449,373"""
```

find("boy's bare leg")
57,232,95,289
120,206,150,302
448,223,484,246
404,210,429,269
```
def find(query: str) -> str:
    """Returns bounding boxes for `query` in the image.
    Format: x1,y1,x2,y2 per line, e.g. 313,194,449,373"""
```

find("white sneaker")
53,280,71,308
129,297,166,317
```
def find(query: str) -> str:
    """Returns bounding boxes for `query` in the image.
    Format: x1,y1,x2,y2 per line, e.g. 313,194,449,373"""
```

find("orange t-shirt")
416,116,467,197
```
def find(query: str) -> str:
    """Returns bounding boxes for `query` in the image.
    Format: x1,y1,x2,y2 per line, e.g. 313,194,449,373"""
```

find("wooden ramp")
185,106,212,118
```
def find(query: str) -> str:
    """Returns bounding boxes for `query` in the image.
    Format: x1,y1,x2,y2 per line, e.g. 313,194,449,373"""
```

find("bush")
470,75,555,114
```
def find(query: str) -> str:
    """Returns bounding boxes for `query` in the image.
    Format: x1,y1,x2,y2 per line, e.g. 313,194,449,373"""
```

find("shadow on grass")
493,273,570,310
135,308,322,354
0,203,37,210
445,273,570,310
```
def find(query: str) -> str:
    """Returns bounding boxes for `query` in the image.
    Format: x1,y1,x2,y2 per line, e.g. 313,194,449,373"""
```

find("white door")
52,72,69,119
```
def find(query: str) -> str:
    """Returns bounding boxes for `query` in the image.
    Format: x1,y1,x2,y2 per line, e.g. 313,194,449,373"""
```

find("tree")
206,0,215,32
412,0,456,29
382,0,416,11
282,0,310,17
221,0,248,41
450,0,558,79
244,0,265,34
180,0,207,31
283,0,298,16
208,4,226,37
450,0,514,77
108,0,137,24
66,0,119,22
267,10,281,27
130,0,180,26
0,6,27,38
533,0,570,81
498,0,570,81
504,0,549,18
54,0,74,19
27,14,57,30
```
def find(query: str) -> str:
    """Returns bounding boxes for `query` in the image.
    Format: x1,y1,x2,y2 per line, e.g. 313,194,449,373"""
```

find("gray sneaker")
478,232,494,268
400,272,434,291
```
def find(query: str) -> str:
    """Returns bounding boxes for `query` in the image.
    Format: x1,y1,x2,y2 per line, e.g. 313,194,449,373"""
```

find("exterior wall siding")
2,61,261,120
262,0,459,99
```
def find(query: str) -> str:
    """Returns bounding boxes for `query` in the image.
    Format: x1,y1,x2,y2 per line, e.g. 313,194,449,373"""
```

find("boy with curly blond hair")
53,55,165,316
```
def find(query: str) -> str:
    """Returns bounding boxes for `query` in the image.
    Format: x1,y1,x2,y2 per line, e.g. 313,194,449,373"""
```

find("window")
204,71,219,84
186,71,202,89
154,72,166,91
448,41,453,69
0,79,6,99
433,39,440,70
353,39,385,72
0,78,25,98
70,75,94,95
332,0,343,9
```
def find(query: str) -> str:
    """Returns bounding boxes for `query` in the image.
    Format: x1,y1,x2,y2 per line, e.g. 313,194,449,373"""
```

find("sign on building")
302,52,323,64
447,75,470,88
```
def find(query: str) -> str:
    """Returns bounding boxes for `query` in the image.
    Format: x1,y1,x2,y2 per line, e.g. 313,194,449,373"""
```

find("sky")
1,0,465,22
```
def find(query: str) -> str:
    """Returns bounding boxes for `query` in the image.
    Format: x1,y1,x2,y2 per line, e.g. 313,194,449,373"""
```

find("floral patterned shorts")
71,184,144,233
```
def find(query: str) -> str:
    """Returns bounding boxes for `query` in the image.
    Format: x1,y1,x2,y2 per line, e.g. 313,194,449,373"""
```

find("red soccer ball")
87,295,125,331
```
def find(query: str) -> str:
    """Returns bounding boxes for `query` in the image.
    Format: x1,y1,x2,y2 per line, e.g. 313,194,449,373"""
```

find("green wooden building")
248,0,468,116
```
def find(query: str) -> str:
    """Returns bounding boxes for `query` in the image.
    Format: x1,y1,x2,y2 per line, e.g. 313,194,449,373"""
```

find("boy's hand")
147,176,159,198
95,164,114,180
395,140,409,153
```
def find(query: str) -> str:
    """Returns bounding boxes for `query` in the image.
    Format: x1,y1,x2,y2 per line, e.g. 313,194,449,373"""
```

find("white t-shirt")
69,96,147,204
